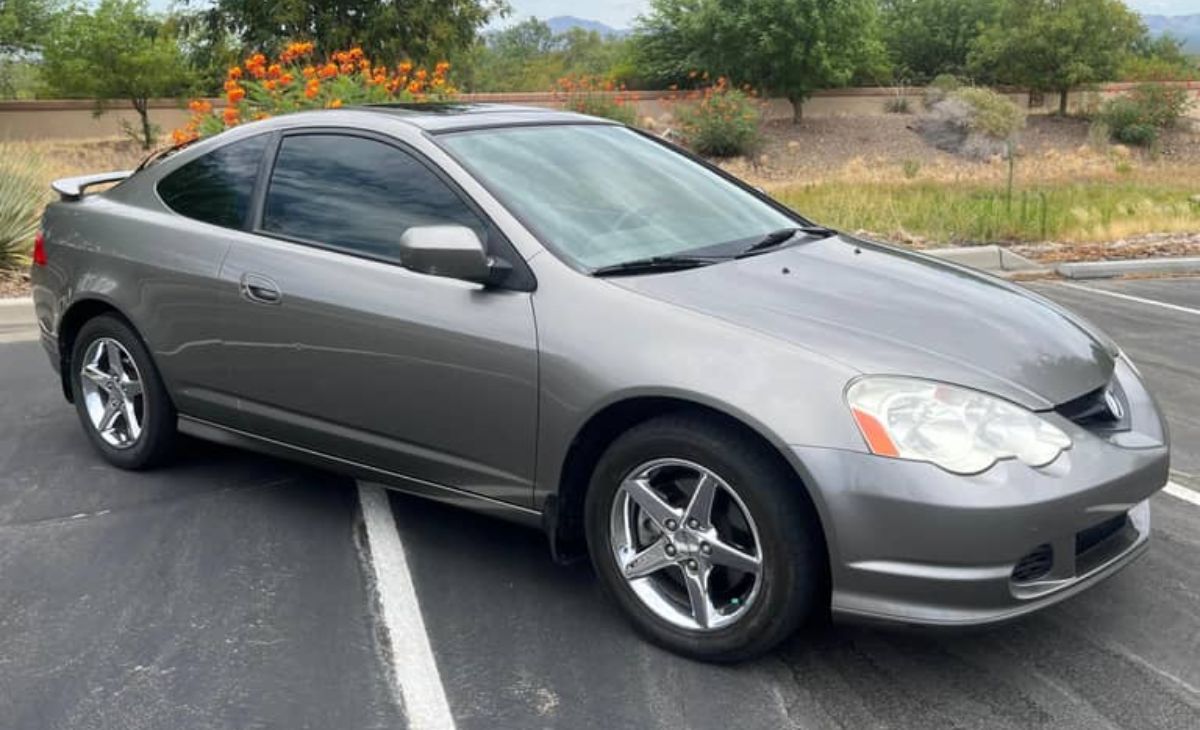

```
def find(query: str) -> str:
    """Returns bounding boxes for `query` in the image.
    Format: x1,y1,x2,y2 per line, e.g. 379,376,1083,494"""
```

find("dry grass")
766,145,1200,247
13,137,148,187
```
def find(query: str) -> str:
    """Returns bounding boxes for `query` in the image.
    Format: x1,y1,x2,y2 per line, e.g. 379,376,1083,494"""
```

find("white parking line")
357,482,456,730
1057,282,1200,317
1164,481,1200,508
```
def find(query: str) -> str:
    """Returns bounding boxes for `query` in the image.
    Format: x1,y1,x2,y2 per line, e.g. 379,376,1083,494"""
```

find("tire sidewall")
70,315,174,470
585,417,820,661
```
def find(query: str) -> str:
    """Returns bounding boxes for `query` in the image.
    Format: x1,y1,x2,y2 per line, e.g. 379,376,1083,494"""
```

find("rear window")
157,135,269,229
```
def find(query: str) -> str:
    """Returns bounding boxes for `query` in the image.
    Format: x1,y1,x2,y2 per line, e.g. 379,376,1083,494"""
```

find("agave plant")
0,143,46,275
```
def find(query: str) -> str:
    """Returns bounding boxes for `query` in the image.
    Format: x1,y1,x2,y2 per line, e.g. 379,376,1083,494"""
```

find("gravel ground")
718,114,1200,185
1012,232,1200,264
0,273,30,299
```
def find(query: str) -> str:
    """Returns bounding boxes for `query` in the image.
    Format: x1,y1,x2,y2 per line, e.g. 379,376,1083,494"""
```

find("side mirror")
398,225,503,286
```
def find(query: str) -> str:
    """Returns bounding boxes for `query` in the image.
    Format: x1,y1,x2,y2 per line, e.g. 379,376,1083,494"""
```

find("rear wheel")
71,315,176,469
585,413,827,662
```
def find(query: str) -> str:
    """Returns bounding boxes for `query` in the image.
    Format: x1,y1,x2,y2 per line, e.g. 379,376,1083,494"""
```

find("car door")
147,132,273,427
216,130,539,507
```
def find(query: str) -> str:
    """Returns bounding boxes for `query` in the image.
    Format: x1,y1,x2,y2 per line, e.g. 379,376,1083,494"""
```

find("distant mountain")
1143,14,1200,53
545,16,629,38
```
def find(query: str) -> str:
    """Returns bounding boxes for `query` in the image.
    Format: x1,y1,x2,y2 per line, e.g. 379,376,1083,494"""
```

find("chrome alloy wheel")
79,337,144,449
609,458,763,631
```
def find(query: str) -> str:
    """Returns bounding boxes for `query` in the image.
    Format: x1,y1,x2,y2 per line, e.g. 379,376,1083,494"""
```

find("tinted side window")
158,135,269,228
262,134,484,262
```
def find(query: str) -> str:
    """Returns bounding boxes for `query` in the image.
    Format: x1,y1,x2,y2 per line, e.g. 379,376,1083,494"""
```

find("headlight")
846,377,1072,475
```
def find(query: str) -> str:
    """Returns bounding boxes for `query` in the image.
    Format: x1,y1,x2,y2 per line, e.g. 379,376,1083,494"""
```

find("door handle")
240,273,281,305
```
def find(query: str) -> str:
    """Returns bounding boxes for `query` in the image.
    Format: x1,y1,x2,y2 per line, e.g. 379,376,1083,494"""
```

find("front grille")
1012,543,1054,583
1076,514,1129,557
1055,379,1130,433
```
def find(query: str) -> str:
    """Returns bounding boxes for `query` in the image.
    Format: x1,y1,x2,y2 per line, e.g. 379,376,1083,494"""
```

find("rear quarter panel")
34,188,234,421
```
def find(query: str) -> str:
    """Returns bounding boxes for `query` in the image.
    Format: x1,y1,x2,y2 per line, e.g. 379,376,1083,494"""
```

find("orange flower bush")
667,77,764,158
552,75,636,126
173,42,456,144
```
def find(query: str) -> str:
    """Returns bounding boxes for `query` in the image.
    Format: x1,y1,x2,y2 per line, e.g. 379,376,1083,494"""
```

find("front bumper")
793,362,1169,627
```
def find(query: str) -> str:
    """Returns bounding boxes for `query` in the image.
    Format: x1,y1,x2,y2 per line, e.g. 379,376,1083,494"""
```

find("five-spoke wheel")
71,314,176,469
79,337,145,449
611,459,763,631
587,413,827,662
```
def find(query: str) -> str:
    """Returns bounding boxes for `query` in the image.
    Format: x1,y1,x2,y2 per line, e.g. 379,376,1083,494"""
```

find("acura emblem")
1103,388,1125,420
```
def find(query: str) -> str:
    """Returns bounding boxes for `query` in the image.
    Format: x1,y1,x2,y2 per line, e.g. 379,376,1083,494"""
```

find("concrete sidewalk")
0,297,36,343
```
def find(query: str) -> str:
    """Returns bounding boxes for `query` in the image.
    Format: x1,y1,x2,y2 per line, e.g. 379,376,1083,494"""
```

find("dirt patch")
716,114,1200,188
0,271,31,299
1011,232,1200,263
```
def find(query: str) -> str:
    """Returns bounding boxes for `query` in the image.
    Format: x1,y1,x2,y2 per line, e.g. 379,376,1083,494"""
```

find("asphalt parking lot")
2,277,1198,730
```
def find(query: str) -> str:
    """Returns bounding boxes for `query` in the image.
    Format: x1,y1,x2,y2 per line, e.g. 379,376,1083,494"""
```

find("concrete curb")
1056,257,1200,280
925,245,1052,276
0,296,33,308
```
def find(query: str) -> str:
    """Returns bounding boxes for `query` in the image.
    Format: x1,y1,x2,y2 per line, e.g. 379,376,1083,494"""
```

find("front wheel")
585,414,827,662
70,314,176,470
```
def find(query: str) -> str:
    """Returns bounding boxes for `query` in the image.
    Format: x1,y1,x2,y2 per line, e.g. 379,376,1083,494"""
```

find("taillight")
33,231,47,266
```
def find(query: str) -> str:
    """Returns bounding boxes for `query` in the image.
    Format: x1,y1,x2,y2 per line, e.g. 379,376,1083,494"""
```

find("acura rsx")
30,104,1169,661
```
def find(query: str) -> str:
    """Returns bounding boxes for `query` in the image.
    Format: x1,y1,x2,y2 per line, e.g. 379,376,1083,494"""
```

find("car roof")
351,103,613,132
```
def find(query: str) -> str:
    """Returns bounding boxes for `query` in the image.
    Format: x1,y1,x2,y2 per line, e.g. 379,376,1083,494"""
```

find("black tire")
70,314,176,470
585,413,827,662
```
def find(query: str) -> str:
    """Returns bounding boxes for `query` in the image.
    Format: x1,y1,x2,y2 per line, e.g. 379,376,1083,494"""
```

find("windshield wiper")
736,225,836,258
591,254,726,277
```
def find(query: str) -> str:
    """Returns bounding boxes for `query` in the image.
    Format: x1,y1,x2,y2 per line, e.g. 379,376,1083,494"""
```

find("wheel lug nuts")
664,544,676,557
687,518,700,529
664,519,678,531
700,543,711,554
686,559,698,571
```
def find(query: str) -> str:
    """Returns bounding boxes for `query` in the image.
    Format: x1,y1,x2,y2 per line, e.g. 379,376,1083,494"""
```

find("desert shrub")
923,73,962,109
554,75,637,125
175,42,456,142
954,87,1026,139
916,87,1024,160
673,78,762,158
1096,83,1193,147
0,144,46,274
884,95,911,114
1087,120,1111,151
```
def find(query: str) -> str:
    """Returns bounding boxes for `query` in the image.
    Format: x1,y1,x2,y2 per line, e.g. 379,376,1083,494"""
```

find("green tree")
1120,33,1199,81
0,0,62,98
455,18,634,92
969,0,1145,115
879,0,999,82
41,1,194,148
459,18,563,91
178,0,508,67
636,0,886,123
0,0,60,52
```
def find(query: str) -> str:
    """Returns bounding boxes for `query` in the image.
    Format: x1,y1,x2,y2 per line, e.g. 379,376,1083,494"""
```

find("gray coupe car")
31,105,1169,661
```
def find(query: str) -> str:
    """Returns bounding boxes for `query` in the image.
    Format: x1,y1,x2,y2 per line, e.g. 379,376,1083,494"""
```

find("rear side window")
261,134,485,262
158,135,269,228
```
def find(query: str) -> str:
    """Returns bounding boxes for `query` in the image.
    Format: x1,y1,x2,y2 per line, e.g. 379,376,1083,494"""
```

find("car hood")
609,236,1115,410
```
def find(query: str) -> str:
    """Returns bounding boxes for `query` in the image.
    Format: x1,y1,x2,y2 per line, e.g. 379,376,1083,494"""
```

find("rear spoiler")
50,170,134,201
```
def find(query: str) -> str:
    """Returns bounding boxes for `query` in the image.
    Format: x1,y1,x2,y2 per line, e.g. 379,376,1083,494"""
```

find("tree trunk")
1058,88,1069,117
789,95,804,125
133,98,154,150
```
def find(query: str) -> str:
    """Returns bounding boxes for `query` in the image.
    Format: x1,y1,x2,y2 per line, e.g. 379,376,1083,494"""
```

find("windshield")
438,125,797,269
